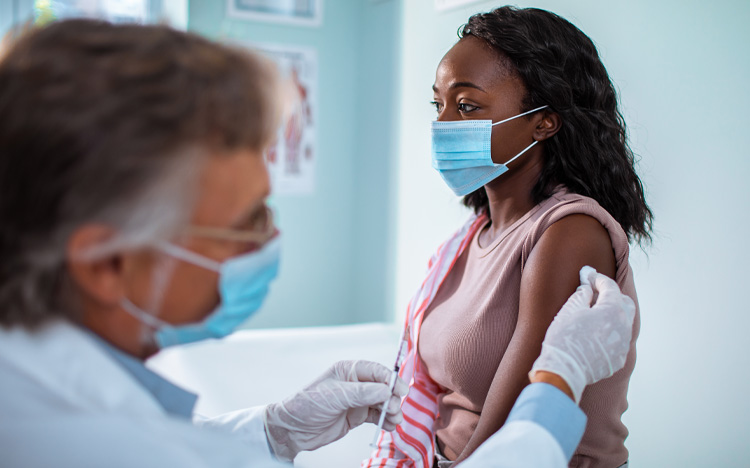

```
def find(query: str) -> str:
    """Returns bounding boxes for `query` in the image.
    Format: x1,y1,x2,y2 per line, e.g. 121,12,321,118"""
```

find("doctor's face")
114,149,271,356
156,149,270,317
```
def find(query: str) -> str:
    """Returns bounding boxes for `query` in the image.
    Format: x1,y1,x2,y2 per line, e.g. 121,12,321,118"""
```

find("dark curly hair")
459,6,653,244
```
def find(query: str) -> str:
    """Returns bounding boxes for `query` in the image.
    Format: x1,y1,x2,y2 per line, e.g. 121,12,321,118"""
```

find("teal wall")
0,0,400,329
0,2,13,34
187,0,401,329
0,0,34,34
350,0,401,328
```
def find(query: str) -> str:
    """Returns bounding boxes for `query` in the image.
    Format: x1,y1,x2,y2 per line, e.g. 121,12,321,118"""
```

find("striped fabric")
362,214,486,468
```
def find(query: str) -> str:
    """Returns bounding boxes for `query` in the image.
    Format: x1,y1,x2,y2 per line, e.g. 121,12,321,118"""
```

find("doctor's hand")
529,266,636,404
263,360,408,462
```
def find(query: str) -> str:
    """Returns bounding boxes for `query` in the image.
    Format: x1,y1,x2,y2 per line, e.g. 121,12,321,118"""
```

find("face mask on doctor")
121,205,281,348
430,105,548,196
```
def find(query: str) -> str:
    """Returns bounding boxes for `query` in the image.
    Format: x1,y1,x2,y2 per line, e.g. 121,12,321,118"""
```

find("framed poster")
252,43,317,196
435,0,483,13
34,0,149,23
228,0,323,27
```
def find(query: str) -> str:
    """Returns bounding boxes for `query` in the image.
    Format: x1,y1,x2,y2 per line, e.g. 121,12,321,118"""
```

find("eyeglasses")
185,204,277,249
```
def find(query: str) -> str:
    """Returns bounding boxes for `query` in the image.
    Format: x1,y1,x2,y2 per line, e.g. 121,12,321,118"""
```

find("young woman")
364,6,651,468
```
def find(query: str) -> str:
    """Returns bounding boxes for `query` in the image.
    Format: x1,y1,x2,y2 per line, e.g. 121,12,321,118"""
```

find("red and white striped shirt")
362,214,485,468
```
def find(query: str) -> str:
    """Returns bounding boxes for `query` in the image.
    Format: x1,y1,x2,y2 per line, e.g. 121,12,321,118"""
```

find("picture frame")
227,0,323,27
33,0,150,24
247,42,318,195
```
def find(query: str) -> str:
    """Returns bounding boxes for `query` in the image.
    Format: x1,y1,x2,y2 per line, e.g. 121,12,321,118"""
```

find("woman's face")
432,36,539,166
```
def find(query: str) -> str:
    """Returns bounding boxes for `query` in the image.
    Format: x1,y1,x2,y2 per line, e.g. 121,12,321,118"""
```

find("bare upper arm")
454,213,616,462
518,214,616,333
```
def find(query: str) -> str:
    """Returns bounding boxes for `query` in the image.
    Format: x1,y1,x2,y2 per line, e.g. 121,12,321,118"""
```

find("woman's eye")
430,100,442,113
458,103,478,113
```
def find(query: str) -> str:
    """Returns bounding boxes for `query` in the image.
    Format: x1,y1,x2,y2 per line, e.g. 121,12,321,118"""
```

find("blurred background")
2,0,749,466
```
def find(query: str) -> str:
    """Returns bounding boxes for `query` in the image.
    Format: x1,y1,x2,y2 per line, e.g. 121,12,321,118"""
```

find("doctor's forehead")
191,149,270,228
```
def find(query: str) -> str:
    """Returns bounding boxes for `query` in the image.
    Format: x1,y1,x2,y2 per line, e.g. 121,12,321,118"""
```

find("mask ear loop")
147,252,178,313
121,297,171,330
490,105,547,168
122,242,216,343
491,105,549,126
501,140,539,167
119,250,180,348
157,242,222,272
121,243,226,348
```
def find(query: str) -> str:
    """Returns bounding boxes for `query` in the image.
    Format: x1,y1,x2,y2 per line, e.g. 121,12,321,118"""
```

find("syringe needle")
370,370,399,447
369,326,410,448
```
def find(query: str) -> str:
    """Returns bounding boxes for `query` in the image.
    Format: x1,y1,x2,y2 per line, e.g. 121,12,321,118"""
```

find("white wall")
391,0,750,466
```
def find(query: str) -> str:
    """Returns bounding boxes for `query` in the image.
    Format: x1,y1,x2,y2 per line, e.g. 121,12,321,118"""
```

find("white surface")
161,0,188,29
148,323,400,467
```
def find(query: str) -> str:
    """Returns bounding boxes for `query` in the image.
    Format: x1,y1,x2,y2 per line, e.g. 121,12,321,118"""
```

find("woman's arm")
453,214,615,464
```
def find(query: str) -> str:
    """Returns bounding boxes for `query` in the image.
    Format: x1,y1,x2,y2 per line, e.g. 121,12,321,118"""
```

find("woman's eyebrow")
432,81,487,93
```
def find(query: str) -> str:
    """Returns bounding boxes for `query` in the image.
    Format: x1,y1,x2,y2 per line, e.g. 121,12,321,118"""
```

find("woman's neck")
479,152,544,246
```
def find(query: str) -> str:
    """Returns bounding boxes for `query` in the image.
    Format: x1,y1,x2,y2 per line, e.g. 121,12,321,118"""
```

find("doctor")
0,19,405,467
0,20,635,467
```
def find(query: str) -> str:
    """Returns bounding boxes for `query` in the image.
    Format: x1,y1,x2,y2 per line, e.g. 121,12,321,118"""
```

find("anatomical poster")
251,43,317,196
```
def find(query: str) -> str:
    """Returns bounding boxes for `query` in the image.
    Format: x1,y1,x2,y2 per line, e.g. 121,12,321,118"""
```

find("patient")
364,6,651,468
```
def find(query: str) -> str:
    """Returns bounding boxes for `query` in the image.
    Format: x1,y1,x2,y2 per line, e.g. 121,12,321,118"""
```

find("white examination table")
148,323,400,468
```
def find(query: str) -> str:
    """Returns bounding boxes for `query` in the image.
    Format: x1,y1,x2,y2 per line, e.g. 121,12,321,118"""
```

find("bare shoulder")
530,214,616,276
519,214,616,325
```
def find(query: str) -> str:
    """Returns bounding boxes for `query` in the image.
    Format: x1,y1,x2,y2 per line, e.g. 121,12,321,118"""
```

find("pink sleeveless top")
418,188,640,468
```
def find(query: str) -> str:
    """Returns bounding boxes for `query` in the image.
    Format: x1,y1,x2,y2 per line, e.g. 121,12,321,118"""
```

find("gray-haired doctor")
0,20,634,468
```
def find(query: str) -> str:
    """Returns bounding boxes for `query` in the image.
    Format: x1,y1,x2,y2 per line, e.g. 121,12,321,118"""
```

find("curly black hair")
459,6,653,245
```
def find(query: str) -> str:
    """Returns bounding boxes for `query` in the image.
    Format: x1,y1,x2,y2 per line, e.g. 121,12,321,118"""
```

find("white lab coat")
462,420,570,467
0,320,287,468
0,320,577,468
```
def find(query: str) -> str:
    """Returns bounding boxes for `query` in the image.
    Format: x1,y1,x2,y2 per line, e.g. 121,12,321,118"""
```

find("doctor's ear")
533,110,561,142
66,225,129,307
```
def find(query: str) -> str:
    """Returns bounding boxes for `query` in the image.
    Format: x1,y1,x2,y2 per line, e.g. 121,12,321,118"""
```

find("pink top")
418,188,640,468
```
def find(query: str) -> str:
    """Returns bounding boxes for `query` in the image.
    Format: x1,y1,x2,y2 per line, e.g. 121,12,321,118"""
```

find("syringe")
370,326,410,448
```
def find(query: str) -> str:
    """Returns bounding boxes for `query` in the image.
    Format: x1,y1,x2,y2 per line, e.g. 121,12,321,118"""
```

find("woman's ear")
66,225,126,308
533,110,562,141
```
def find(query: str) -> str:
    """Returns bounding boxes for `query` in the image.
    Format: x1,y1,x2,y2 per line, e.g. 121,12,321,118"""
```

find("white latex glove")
530,266,636,404
263,360,408,462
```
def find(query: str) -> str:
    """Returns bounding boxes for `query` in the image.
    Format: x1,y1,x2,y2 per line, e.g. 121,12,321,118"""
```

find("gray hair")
2,148,203,327
0,20,282,328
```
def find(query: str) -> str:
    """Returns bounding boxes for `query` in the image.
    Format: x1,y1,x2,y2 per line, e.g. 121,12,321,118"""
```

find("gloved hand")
263,360,408,462
530,266,636,404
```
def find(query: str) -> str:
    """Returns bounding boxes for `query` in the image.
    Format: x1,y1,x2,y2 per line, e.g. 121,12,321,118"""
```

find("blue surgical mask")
122,236,281,348
430,105,548,196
